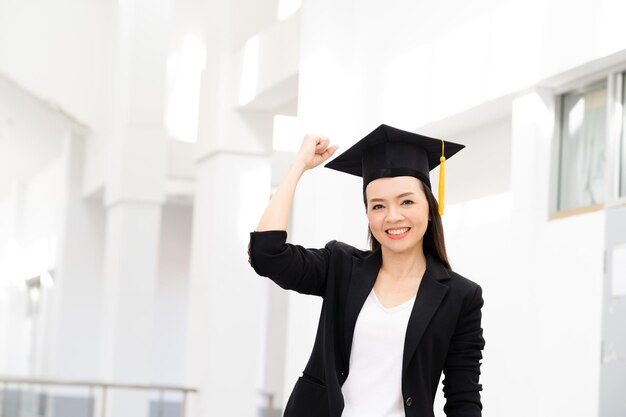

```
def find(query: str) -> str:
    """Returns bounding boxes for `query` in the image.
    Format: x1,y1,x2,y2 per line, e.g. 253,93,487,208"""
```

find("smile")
385,227,410,238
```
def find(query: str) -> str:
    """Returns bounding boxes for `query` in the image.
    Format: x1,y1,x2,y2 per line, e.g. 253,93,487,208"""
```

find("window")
621,75,626,198
558,81,607,211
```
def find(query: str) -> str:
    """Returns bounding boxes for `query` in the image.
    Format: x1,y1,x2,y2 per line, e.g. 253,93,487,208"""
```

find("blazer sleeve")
442,284,485,417
248,230,335,297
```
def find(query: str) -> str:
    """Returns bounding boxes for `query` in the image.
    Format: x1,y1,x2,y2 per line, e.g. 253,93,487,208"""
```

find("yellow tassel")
438,140,446,216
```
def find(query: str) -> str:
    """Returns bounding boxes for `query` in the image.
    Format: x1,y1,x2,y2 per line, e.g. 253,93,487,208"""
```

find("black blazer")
248,230,485,417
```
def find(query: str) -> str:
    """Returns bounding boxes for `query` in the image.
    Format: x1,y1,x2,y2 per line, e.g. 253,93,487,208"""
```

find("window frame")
549,65,626,219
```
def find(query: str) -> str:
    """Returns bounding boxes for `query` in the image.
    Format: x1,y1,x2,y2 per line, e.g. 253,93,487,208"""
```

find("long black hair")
363,180,451,270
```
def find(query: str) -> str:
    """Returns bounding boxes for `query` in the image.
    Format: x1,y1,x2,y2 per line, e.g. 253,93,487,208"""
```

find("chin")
381,239,421,254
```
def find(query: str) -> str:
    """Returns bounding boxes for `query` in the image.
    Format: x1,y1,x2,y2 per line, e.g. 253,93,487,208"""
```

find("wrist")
290,160,308,175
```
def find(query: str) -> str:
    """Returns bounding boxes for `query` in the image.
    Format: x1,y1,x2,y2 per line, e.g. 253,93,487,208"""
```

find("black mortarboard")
324,124,465,215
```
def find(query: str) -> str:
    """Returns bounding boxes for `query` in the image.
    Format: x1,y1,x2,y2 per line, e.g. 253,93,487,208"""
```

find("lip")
385,227,410,239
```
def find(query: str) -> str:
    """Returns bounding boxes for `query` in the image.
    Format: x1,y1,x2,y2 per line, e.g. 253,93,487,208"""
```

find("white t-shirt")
341,288,415,417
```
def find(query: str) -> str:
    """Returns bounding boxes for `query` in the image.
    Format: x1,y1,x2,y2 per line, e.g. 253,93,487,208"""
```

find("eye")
401,199,414,205
371,204,384,210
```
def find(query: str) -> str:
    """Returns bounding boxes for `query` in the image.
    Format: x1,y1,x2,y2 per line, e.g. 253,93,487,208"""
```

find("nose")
387,205,404,222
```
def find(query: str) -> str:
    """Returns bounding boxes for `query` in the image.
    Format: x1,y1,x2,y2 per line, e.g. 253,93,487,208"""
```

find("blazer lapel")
344,251,381,361
401,253,450,377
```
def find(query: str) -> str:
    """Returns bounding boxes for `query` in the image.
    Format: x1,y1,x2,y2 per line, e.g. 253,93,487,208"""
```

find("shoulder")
326,239,372,259
447,270,484,310
448,270,481,292
426,251,481,299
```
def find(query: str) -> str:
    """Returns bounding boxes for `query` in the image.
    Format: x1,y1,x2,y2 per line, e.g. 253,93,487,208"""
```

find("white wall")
442,197,604,417
43,134,106,380
20,159,63,251
352,0,626,126
0,156,64,375
153,205,192,384
0,187,28,374
0,75,69,200
433,117,513,205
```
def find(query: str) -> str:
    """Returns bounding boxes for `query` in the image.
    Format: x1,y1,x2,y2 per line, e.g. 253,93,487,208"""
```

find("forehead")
365,176,423,199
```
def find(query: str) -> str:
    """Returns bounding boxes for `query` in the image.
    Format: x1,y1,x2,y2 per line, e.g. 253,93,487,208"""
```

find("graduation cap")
324,124,464,215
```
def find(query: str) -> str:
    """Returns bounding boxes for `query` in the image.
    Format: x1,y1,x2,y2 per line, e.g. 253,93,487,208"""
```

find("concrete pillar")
185,151,270,417
100,0,170,415
508,91,553,416
510,90,554,222
0,179,27,375
42,130,105,380
184,0,277,413
101,201,162,416
258,279,289,408
510,91,603,417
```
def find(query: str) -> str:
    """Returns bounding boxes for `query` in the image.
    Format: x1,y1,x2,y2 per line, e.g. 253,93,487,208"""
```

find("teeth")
387,228,409,235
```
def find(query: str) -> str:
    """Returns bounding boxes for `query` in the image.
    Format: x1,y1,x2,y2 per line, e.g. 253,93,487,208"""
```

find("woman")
248,124,485,417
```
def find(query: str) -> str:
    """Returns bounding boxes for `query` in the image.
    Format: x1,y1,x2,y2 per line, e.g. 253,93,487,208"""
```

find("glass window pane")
558,82,607,211
621,74,626,197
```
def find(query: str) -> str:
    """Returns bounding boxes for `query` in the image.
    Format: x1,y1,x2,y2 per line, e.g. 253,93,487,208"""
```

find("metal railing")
0,376,197,417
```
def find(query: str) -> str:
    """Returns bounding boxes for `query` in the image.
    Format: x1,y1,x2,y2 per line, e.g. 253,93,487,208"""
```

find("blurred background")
0,0,625,416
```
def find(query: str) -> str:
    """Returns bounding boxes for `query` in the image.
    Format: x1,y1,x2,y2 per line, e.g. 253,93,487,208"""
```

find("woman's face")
365,176,430,255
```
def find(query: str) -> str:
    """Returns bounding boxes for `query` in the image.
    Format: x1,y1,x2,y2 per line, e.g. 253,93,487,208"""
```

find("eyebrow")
368,192,415,203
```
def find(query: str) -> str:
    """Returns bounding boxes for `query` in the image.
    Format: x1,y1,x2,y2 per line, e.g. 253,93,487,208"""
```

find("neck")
380,244,427,281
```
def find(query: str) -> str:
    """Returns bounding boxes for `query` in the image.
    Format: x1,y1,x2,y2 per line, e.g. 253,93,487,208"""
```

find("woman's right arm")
249,134,338,296
256,134,337,232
